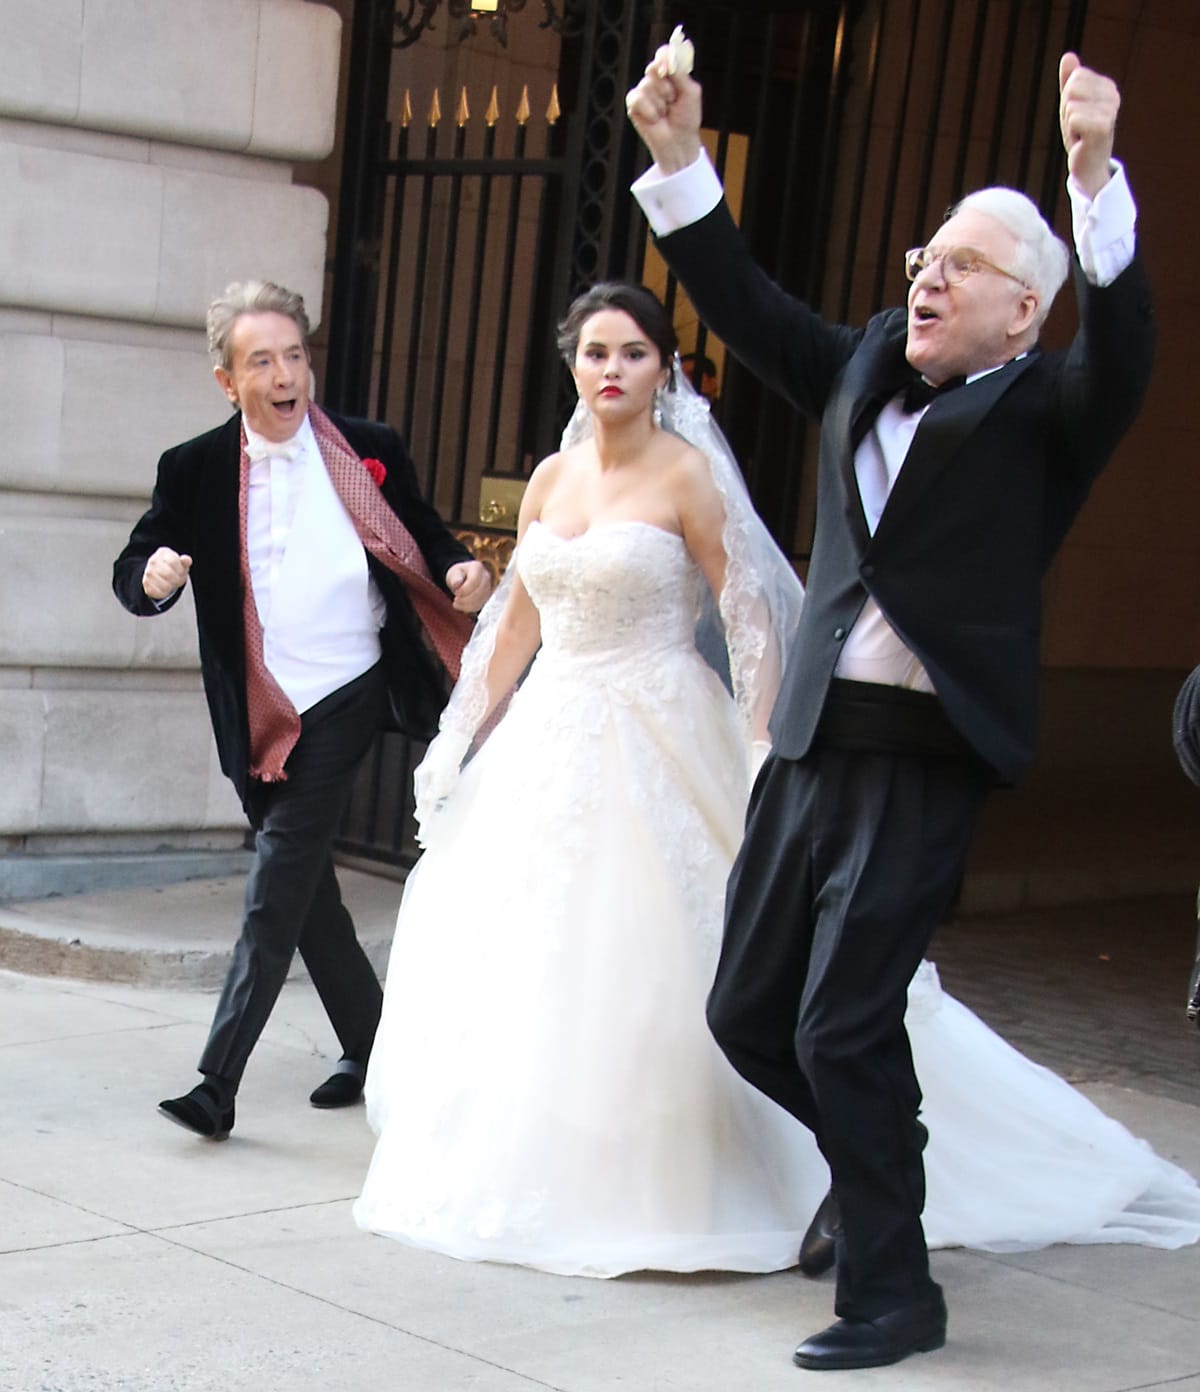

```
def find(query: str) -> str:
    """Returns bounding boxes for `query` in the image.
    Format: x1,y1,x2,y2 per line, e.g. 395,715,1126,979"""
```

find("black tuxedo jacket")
659,201,1154,781
113,410,471,813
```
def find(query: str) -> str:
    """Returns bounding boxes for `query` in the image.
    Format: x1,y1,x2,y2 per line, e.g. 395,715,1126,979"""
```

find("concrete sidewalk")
2,876,1200,1390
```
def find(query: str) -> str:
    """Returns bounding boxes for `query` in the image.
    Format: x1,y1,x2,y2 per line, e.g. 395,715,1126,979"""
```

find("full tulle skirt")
356,649,825,1275
354,652,1200,1275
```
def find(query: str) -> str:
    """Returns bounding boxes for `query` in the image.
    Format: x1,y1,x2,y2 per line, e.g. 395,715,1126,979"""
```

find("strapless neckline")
528,518,685,546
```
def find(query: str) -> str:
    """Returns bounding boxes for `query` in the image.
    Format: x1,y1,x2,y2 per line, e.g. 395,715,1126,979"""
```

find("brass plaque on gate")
478,474,527,530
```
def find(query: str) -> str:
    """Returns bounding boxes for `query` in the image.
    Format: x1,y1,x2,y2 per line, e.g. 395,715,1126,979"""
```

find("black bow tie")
901,374,966,414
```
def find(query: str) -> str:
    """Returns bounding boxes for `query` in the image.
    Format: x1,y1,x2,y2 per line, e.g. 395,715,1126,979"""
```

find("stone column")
0,0,341,898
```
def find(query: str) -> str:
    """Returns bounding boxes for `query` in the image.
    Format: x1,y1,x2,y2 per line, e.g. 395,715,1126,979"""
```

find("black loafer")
158,1083,234,1140
798,1187,840,1276
793,1289,947,1371
309,1061,365,1109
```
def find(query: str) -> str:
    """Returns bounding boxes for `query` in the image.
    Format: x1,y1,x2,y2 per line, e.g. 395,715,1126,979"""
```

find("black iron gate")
329,0,661,867
330,0,1088,869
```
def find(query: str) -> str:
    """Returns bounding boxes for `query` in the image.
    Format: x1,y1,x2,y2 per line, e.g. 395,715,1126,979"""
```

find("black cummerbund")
815,678,978,764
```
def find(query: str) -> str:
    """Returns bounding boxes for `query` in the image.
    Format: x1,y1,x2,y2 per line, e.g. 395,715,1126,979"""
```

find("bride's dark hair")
556,282,677,382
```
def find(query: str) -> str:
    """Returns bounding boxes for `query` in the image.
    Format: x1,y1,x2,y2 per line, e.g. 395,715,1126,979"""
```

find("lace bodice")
518,520,702,663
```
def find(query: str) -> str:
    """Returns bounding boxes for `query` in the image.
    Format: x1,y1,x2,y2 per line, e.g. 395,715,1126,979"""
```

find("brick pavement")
933,893,1200,1107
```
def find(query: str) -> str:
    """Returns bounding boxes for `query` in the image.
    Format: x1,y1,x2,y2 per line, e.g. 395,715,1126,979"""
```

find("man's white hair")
206,279,311,370
949,187,1071,329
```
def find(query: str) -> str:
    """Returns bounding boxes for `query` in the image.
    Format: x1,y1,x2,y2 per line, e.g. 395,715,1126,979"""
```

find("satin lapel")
872,353,1039,545
198,414,245,615
833,330,911,549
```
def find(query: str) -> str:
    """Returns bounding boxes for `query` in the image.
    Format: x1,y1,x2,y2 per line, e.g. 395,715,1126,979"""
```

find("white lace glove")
749,739,772,783
413,728,472,844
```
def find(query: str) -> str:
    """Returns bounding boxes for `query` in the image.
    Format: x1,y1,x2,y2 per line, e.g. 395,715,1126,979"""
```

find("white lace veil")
414,363,804,837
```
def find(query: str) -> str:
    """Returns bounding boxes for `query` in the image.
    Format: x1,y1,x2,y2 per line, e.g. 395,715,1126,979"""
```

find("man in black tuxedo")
114,280,490,1140
627,50,1152,1370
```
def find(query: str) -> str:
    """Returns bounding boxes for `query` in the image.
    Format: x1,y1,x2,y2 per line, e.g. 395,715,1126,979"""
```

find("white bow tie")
246,436,302,463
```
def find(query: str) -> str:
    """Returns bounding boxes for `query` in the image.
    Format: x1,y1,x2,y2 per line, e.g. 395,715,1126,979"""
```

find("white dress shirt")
243,415,386,714
632,153,1139,691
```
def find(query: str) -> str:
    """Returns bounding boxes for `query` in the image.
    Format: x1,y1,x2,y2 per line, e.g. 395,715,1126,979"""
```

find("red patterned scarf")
238,406,474,782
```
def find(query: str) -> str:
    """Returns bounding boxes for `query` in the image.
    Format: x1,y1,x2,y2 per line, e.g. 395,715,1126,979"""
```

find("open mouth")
913,305,940,323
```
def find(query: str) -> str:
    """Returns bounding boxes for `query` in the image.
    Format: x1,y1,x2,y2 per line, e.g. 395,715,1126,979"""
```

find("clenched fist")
625,37,705,175
142,546,192,600
1059,52,1120,199
446,559,491,614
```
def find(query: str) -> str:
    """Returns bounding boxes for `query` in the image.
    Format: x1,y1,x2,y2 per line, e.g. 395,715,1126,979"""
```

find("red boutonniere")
363,457,387,487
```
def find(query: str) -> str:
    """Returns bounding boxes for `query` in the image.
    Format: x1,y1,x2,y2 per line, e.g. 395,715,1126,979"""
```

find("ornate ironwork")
452,525,518,588
538,0,587,36
393,0,582,49
393,0,440,48
564,0,631,289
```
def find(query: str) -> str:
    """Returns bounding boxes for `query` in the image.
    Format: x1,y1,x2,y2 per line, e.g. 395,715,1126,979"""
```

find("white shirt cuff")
1067,159,1137,287
631,150,724,238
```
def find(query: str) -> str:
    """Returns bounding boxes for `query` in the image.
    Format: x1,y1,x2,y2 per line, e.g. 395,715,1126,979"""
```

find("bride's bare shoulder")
519,448,581,528
661,438,717,493
525,450,568,496
532,442,590,482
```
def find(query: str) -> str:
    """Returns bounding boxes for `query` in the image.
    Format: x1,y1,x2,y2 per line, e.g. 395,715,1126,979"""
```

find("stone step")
0,865,403,989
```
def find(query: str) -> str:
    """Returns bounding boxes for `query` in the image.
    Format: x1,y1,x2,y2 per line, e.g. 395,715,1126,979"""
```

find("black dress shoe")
798,1187,840,1276
793,1288,947,1371
158,1082,234,1140
309,1060,365,1109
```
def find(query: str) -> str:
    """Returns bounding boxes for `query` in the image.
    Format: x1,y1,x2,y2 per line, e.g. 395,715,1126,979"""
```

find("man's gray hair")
206,280,311,370
949,188,1071,329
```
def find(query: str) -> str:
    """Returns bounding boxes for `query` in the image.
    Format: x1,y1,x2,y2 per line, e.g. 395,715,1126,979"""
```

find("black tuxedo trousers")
709,744,989,1319
201,663,386,1092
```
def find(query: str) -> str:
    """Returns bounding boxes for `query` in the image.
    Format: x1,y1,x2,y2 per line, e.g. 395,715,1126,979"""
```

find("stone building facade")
0,0,341,895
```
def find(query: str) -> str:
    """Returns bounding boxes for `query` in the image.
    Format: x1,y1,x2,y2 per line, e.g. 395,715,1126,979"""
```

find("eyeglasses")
903,245,1027,288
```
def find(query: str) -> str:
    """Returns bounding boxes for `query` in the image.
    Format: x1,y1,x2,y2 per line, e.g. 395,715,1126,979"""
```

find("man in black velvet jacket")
627,50,1153,1371
114,280,489,1140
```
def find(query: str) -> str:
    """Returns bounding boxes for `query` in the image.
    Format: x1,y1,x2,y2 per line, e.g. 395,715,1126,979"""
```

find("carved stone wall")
0,0,340,881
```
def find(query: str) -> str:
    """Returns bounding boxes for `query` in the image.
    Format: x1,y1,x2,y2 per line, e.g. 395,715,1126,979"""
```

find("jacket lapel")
830,326,912,549
197,414,246,622
871,352,1040,545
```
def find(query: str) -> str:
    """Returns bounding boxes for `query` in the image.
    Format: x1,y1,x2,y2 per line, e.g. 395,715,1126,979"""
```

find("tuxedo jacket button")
833,626,846,640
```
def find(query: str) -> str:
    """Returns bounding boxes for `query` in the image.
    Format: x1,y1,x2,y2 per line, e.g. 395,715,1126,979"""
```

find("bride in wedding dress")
353,283,1200,1277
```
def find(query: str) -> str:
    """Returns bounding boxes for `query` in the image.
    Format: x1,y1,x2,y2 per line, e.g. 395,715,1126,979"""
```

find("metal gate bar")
484,117,531,471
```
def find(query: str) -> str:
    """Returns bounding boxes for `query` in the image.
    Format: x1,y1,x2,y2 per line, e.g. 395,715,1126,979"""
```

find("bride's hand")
413,728,472,839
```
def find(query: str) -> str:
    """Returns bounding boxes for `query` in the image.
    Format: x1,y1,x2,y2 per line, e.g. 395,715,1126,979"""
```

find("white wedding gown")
354,519,1200,1276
